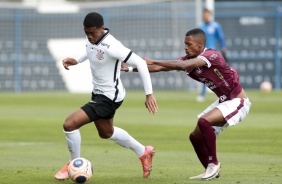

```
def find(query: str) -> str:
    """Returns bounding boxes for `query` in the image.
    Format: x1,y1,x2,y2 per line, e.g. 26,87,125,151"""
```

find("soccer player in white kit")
54,12,158,180
122,28,251,181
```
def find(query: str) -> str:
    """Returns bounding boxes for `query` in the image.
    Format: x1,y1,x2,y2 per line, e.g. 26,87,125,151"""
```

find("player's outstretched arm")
144,57,172,72
62,57,78,70
121,60,172,73
145,57,206,71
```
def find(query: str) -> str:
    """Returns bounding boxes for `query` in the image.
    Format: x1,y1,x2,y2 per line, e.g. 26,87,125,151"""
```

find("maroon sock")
189,133,209,168
197,118,218,165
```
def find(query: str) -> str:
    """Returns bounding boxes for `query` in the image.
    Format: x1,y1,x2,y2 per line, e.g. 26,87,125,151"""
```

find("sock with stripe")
197,118,218,165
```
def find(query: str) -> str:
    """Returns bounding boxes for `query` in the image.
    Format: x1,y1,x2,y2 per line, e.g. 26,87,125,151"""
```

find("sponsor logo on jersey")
101,42,110,49
214,68,229,87
196,67,203,74
96,49,104,60
199,77,206,82
209,53,218,61
94,88,104,94
219,95,227,102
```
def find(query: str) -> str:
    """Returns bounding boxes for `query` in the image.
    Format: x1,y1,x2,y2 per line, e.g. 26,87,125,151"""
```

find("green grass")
0,90,281,184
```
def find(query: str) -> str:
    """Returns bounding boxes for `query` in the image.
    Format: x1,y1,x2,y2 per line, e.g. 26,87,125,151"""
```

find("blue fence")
215,1,282,90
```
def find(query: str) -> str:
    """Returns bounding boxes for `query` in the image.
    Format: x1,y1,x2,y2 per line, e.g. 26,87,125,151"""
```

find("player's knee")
189,132,201,142
63,118,77,132
189,133,193,141
189,133,194,143
98,130,113,139
98,132,113,139
197,118,210,129
63,123,74,132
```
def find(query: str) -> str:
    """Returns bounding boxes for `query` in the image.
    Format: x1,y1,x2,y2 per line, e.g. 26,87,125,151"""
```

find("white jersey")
75,28,153,102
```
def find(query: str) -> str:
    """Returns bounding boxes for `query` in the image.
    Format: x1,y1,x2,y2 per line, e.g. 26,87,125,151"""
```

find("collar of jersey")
93,28,110,45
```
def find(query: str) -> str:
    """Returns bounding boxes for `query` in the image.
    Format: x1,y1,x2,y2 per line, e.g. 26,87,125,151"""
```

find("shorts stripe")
225,98,244,122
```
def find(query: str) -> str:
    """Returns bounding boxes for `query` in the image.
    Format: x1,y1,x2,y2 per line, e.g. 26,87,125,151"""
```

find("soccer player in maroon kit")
122,28,251,180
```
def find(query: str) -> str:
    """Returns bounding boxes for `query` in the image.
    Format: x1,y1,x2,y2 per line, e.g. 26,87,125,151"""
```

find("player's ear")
198,42,204,49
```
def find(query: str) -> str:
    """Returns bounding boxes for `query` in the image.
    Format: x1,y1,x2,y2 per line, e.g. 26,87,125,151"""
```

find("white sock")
108,126,145,157
64,129,81,160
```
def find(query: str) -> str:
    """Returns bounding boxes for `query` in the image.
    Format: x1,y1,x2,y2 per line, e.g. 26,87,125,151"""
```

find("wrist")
146,92,153,96
128,67,133,72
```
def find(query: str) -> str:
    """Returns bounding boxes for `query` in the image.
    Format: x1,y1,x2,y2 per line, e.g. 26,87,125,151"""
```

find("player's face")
84,26,105,44
203,11,212,23
184,35,202,58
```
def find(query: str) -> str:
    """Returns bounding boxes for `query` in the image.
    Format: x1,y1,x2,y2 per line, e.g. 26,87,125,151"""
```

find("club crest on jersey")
209,53,218,61
96,49,104,60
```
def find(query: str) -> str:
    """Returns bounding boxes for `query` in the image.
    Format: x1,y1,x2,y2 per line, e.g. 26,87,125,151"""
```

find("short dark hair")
186,28,206,45
83,12,104,28
203,8,212,14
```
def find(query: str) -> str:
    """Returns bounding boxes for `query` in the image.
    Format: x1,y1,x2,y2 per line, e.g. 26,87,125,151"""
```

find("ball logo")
73,159,83,167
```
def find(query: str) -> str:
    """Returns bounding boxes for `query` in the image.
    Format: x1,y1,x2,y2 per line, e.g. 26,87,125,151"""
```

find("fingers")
147,101,158,114
145,94,158,115
120,66,128,72
62,59,69,70
120,62,129,72
63,64,69,70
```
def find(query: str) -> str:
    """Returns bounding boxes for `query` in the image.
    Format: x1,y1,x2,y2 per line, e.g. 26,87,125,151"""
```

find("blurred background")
0,0,281,93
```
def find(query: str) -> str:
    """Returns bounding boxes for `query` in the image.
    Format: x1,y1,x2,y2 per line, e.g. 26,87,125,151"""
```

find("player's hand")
121,62,129,72
62,57,78,70
144,57,154,65
145,94,158,114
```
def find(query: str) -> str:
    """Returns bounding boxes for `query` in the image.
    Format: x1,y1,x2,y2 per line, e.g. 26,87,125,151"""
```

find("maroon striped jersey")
179,48,242,102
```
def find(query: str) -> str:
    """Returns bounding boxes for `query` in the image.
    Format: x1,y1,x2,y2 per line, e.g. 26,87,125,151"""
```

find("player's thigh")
200,108,226,127
94,118,114,138
64,108,91,131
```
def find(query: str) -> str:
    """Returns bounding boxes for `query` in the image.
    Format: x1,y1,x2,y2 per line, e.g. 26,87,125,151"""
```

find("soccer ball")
260,81,272,92
68,158,93,183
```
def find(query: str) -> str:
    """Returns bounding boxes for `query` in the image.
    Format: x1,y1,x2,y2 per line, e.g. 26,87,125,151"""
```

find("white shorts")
197,98,251,136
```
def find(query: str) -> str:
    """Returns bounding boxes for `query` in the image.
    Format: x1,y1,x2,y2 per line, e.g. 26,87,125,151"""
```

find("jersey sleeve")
75,42,88,63
126,53,153,95
197,51,212,68
75,51,88,63
107,36,153,95
197,49,224,68
107,39,132,61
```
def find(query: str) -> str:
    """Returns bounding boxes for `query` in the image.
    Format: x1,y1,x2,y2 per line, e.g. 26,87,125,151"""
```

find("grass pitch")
0,90,281,184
